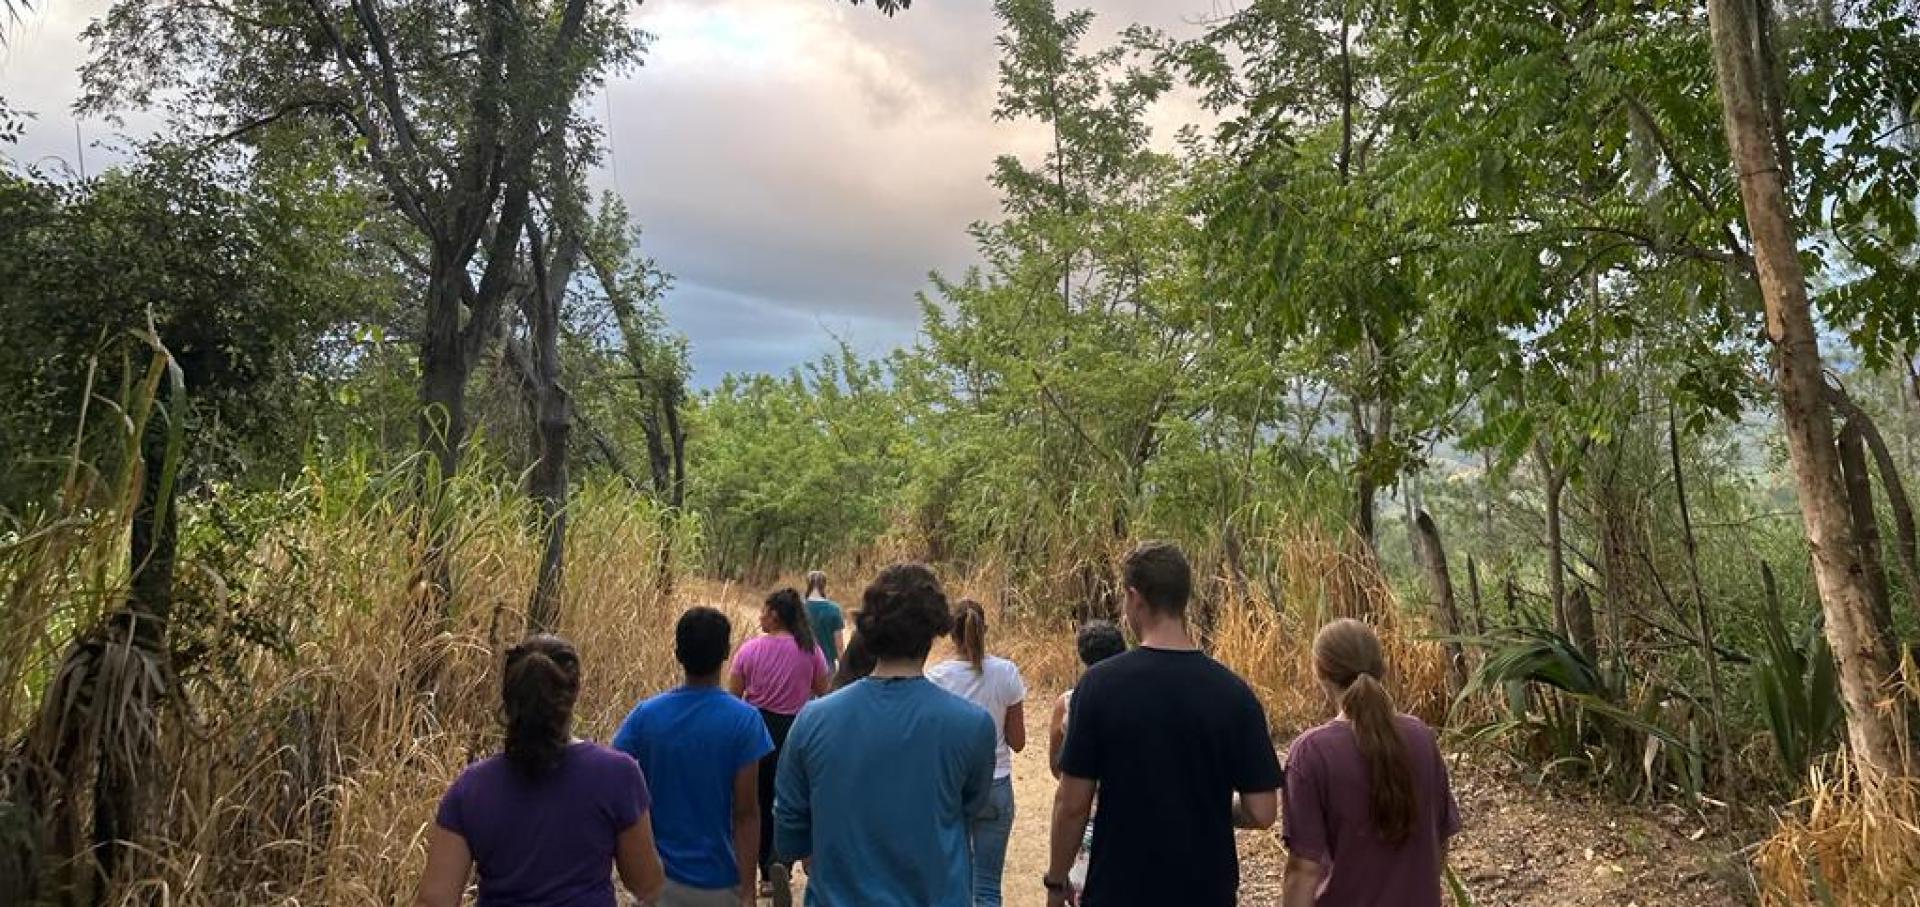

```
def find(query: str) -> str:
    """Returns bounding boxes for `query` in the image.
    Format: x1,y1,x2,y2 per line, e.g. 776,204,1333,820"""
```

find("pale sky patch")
1,0,1232,383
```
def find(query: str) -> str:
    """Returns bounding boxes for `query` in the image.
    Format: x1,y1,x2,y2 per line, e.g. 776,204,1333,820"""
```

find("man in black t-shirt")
1044,541,1284,907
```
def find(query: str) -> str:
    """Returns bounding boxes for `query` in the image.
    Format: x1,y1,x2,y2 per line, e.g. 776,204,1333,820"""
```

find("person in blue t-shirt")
775,563,996,907
614,607,775,907
803,570,847,671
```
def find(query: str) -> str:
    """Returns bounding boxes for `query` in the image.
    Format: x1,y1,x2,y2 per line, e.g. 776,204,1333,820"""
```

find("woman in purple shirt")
1282,619,1460,907
729,588,830,902
415,635,665,907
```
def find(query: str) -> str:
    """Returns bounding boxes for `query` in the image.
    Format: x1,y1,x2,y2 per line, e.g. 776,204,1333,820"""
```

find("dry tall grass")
5,460,706,905
1755,759,1920,906
1,471,1475,906
887,524,1452,740
1755,669,1920,907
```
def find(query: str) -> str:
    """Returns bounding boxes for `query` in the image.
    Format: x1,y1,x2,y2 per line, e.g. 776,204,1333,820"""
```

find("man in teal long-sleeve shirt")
775,564,996,907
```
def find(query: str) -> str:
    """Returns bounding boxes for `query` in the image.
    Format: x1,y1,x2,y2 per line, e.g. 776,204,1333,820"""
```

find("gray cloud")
3,0,1228,386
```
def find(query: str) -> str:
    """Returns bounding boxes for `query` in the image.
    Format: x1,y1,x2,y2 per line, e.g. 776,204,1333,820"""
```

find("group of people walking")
413,542,1459,907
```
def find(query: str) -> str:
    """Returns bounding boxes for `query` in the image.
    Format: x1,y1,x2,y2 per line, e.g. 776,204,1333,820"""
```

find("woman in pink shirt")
729,588,830,902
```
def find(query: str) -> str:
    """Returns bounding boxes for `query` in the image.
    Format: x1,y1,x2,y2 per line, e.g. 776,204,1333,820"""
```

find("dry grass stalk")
1754,661,1920,907
1755,758,1920,906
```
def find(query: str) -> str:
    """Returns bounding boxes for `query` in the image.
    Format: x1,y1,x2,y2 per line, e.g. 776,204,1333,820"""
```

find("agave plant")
1455,626,1695,794
1751,581,1843,783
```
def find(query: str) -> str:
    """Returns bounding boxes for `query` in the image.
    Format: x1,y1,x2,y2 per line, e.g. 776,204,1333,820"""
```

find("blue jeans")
969,775,1016,907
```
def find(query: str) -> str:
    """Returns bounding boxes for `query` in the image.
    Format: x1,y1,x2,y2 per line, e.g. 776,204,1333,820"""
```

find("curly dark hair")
1076,620,1126,667
856,563,953,661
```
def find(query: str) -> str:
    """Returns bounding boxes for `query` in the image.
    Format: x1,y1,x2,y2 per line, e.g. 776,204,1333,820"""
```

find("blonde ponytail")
953,599,988,672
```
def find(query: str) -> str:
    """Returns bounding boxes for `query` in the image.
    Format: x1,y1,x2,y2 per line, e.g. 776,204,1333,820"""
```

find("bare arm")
413,825,472,907
1046,775,1097,903
732,762,760,904
727,671,746,698
1282,853,1326,907
1048,695,1068,779
1004,700,1028,753
614,815,666,903
811,668,830,698
1232,789,1279,830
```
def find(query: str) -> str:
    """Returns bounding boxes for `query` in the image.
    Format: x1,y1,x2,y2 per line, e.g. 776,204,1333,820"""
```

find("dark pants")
757,708,797,872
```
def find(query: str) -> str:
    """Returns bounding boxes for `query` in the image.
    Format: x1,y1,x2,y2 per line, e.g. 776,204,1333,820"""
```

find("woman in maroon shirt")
1282,619,1460,907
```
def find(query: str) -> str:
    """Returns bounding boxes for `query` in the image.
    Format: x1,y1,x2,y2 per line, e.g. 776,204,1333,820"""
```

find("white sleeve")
1001,659,1027,706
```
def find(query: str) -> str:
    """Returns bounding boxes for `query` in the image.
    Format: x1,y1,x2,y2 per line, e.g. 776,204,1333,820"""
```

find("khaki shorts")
655,878,741,907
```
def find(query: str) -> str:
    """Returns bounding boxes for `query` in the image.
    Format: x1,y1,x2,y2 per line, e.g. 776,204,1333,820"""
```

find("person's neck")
683,672,721,689
870,655,927,679
1135,611,1199,651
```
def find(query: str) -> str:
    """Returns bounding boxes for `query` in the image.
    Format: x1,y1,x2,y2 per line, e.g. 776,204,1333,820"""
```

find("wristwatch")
1042,874,1071,893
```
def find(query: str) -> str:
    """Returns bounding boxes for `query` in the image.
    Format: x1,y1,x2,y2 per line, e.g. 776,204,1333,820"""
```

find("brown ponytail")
502,635,581,778
806,570,829,598
952,599,988,672
1314,619,1417,844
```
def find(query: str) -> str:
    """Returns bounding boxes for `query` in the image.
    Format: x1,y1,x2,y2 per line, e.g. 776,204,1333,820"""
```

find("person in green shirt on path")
804,570,848,671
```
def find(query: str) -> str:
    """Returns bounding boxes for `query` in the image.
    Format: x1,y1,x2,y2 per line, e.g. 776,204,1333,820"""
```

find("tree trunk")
31,376,182,905
1223,521,1252,605
1670,409,1735,789
641,402,673,501
1503,574,1519,624
1403,480,1423,572
91,429,178,896
1537,444,1571,639
590,246,684,507
1833,394,1920,618
1354,461,1378,551
1566,585,1599,666
1709,0,1909,777
1466,555,1486,634
1596,450,1641,671
1837,418,1897,654
1414,510,1467,693
415,254,470,661
522,224,580,634
419,258,470,484
663,382,688,509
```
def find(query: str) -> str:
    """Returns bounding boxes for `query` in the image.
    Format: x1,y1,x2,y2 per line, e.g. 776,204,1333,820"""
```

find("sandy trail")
1001,686,1062,907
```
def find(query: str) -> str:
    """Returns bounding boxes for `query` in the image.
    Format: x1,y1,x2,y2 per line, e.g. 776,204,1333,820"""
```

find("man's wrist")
1042,872,1071,891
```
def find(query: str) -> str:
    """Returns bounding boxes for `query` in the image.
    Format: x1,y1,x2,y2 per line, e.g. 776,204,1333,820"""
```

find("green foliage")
689,346,909,575
0,145,388,509
1460,626,1700,795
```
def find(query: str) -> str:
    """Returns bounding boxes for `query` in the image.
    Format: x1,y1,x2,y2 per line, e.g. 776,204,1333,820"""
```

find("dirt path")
1001,686,1063,907
936,682,1756,907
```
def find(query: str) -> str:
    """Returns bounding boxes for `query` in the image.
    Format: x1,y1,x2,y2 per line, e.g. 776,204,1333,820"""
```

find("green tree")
689,347,908,575
0,145,381,901
78,0,645,654
896,0,1199,609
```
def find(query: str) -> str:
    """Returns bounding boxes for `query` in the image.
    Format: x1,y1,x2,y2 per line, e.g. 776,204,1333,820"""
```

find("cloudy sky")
2,0,1232,384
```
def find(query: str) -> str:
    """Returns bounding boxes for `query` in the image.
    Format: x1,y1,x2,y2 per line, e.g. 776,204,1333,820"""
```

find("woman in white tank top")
927,600,1026,907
